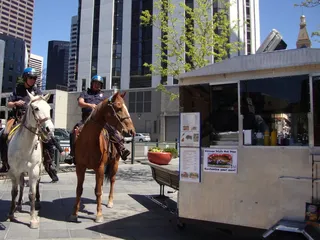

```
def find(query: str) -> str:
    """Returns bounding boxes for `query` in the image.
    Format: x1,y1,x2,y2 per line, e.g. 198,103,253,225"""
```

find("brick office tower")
0,0,35,55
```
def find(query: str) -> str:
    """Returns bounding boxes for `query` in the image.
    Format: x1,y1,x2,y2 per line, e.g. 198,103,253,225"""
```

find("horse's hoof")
16,205,22,212
69,215,78,222
35,202,41,211
107,202,113,208
95,215,104,223
30,219,39,229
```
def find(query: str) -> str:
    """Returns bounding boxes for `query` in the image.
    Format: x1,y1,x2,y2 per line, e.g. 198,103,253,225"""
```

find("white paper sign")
203,148,238,173
180,112,200,147
180,147,200,182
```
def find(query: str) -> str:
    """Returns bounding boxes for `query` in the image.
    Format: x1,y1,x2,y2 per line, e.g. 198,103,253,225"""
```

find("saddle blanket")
7,124,21,144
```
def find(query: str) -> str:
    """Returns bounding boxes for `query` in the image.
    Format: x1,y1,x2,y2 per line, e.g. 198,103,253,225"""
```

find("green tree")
140,0,243,100
16,77,24,85
296,0,320,7
295,0,320,40
16,69,43,87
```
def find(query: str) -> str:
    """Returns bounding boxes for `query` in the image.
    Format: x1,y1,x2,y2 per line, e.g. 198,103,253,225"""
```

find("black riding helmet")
22,67,37,81
91,75,104,88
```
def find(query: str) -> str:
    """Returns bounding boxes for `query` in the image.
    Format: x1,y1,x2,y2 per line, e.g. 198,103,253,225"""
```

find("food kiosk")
177,48,320,238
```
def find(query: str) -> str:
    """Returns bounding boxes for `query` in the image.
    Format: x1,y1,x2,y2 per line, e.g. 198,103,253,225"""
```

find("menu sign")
179,112,201,183
180,147,200,183
203,148,238,173
180,112,200,147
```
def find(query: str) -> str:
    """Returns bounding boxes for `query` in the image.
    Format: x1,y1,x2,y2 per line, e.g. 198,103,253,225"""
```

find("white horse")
6,91,54,229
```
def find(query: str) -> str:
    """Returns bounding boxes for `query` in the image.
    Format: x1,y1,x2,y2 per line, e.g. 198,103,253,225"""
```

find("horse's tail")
104,162,112,183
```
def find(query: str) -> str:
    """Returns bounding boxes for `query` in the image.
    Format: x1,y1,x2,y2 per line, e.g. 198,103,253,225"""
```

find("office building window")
130,0,153,88
91,0,101,78
1,98,6,106
82,78,86,90
128,91,152,113
0,111,5,119
240,75,309,146
154,120,157,133
112,0,123,83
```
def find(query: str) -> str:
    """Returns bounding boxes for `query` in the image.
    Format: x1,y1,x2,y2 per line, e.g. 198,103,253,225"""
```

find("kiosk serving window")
180,84,211,147
179,83,238,147
210,83,239,145
240,75,310,146
312,76,320,146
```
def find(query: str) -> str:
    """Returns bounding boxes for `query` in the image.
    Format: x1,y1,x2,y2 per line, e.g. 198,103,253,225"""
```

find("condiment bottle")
264,130,270,146
271,129,277,146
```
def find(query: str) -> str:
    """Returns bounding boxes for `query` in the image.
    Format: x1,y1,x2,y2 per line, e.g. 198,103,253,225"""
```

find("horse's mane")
19,96,46,126
84,98,109,124
20,110,27,125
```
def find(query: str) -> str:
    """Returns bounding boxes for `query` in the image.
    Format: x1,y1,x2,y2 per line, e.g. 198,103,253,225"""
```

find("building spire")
296,15,311,49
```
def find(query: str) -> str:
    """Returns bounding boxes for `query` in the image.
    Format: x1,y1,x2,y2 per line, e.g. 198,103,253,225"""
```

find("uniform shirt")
78,88,107,114
8,84,43,111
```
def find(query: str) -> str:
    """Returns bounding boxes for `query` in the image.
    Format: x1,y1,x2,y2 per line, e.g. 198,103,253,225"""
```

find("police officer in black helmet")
0,67,59,182
64,75,131,165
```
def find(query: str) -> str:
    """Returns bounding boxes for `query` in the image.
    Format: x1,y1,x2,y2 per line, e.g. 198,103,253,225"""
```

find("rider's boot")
0,133,9,173
43,146,59,182
105,124,130,161
111,132,130,161
64,131,76,165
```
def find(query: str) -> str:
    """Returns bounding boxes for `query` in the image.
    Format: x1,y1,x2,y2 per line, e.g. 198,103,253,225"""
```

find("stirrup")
121,149,130,161
64,156,74,165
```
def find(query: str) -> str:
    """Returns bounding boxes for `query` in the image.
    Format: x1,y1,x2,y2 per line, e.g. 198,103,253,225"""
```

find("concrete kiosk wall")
178,146,311,229
177,48,320,230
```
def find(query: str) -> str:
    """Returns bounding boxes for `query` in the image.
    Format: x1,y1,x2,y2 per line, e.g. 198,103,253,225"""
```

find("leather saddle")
5,119,19,144
75,125,118,161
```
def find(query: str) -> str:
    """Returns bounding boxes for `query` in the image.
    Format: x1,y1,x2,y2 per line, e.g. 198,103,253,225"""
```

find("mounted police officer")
0,67,60,182
64,75,131,165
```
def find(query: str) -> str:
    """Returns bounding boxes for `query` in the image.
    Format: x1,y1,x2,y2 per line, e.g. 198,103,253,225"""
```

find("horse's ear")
26,90,35,101
111,91,119,102
120,91,126,98
42,93,51,102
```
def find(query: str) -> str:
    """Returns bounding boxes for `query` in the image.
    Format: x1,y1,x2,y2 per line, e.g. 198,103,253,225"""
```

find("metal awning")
179,48,320,80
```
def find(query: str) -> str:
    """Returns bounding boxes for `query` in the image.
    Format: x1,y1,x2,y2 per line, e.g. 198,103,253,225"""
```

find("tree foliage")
295,0,320,40
16,69,43,87
16,77,24,85
295,0,320,7
140,0,243,99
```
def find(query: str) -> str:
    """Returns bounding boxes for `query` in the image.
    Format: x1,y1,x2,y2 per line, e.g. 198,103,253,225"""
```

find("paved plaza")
0,162,304,240
0,163,228,240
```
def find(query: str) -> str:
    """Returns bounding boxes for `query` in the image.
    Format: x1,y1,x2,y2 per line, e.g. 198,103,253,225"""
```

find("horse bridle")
23,97,52,140
107,100,132,134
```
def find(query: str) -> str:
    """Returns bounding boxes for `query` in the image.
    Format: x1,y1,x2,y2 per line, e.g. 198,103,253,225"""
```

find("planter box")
148,152,172,165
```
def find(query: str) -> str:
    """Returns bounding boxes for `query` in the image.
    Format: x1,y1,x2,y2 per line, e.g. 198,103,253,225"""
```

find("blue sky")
31,0,319,69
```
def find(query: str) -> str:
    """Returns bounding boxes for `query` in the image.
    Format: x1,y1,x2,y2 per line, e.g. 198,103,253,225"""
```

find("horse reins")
107,101,131,133
23,96,51,142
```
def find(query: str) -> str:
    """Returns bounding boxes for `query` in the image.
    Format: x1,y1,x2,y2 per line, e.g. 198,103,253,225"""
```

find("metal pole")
131,139,135,164
175,138,178,149
156,138,159,147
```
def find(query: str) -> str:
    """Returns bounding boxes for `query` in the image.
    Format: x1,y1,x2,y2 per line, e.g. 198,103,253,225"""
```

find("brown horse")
69,92,135,223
